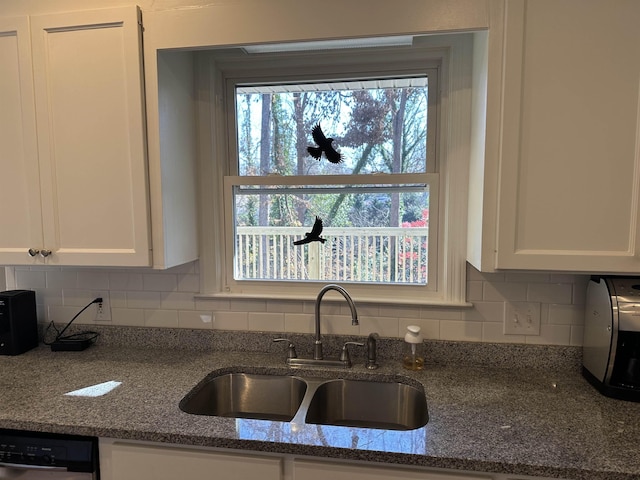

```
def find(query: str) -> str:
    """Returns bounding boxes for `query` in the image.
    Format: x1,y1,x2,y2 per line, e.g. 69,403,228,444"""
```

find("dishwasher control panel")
0,441,66,465
0,429,97,473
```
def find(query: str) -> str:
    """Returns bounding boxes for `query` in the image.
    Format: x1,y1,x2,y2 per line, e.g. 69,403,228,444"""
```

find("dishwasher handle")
0,463,69,478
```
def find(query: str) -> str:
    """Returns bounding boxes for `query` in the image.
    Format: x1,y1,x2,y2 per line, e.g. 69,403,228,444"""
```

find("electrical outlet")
93,291,111,321
504,302,540,335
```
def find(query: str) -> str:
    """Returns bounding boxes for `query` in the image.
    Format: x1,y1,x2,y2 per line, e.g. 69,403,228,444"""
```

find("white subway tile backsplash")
548,304,584,325
213,311,248,330
572,276,590,305
46,271,78,289
348,303,379,319
266,300,304,314
309,300,342,316
420,307,463,321
482,321,525,343
109,272,143,291
110,291,127,308
177,274,200,293
6,261,590,347
178,310,213,329
358,315,399,338
462,301,504,322
483,282,527,302
62,289,101,307
15,269,46,289
195,297,231,311
505,272,550,283
466,268,505,283
143,274,177,292
48,304,92,325
527,283,573,304
33,288,63,307
231,299,267,312
550,274,578,283
112,307,145,326
571,325,584,346
247,312,285,332
284,313,315,333
465,280,483,302
379,304,420,319
77,271,109,290
160,292,196,310
320,314,360,335
166,261,198,275
144,309,178,328
526,324,571,345
440,320,483,342
127,291,161,309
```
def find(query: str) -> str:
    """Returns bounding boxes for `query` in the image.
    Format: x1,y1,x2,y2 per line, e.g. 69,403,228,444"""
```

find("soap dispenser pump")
403,325,425,370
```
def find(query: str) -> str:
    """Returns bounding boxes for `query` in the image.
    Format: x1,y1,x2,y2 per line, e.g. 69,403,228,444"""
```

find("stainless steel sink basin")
305,378,428,430
179,373,307,421
180,370,429,430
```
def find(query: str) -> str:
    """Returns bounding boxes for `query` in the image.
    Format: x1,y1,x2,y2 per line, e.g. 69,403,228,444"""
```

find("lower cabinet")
99,440,569,480
293,459,491,480
99,440,283,480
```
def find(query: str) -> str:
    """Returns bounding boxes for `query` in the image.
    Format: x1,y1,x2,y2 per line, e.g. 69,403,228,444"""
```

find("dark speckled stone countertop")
1,331,639,480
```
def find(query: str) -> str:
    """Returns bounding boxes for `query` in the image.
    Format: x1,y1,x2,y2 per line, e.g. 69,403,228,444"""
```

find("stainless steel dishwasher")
0,429,98,479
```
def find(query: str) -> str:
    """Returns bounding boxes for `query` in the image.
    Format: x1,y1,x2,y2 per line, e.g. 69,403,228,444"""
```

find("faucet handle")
340,341,364,367
273,338,297,359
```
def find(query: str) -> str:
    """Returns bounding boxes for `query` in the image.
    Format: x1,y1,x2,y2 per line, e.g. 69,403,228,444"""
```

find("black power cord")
44,298,101,351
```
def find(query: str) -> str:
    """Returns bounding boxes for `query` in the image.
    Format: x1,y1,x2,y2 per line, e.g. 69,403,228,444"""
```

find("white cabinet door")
293,459,492,480
28,6,151,266
100,441,282,480
470,0,640,273
0,16,44,264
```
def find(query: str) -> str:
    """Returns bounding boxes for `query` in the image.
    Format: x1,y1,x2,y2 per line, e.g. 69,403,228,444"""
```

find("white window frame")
197,34,473,306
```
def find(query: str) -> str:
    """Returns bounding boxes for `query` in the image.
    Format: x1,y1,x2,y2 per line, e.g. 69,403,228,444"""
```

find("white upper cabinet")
469,0,640,273
0,16,43,264
29,6,151,266
0,5,200,269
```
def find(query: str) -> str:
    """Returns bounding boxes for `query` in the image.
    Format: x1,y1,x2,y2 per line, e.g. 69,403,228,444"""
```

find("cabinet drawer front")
106,442,282,480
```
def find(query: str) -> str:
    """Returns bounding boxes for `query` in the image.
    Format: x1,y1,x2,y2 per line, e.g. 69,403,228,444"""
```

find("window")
200,35,472,305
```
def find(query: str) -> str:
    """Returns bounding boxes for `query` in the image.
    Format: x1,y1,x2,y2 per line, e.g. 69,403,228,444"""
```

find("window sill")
194,291,473,308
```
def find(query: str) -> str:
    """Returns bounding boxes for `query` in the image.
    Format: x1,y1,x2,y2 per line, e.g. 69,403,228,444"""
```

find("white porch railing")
235,226,428,284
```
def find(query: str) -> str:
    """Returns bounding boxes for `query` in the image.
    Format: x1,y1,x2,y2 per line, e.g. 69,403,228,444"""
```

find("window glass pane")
233,185,430,285
236,77,429,176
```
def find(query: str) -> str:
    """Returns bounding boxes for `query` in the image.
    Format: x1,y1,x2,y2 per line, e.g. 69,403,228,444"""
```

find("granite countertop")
1,344,639,480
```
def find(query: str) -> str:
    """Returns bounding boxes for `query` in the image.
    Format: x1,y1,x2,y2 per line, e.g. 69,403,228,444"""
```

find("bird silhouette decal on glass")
293,216,326,245
307,123,342,164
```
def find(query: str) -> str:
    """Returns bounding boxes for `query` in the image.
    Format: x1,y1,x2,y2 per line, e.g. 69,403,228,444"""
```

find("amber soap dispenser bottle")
402,325,425,370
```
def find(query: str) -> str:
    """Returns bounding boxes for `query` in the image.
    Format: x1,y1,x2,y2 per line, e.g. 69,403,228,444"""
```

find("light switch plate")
504,302,541,335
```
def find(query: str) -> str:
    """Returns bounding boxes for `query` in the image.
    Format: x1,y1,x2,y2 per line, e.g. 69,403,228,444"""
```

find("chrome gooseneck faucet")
274,284,361,367
314,284,358,360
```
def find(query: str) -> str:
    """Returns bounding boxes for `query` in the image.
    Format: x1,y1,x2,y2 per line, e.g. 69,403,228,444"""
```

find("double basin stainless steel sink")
179,369,429,431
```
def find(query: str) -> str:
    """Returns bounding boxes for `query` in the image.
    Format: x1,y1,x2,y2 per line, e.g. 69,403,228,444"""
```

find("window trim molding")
197,34,474,307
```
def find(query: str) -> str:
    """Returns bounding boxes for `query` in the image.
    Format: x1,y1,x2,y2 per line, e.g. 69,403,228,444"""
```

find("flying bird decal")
293,216,326,245
307,123,342,164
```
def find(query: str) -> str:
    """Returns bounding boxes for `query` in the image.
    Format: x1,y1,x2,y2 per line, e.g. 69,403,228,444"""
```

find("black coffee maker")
583,277,640,402
0,290,38,355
